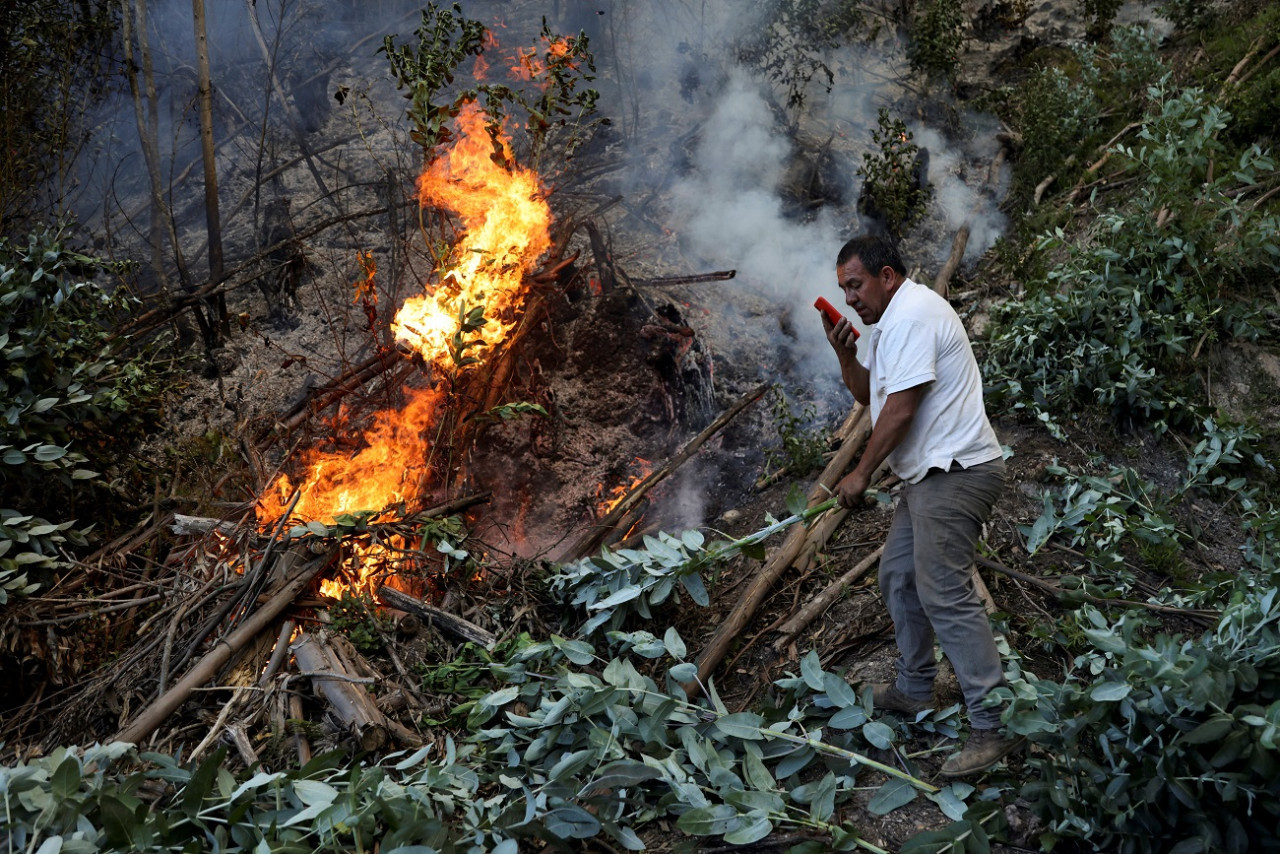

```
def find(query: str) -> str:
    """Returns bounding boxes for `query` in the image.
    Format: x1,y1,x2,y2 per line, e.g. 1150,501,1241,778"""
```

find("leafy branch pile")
4,506,982,853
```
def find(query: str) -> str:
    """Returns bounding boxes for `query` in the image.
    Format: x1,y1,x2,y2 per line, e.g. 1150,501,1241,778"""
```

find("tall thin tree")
192,0,227,342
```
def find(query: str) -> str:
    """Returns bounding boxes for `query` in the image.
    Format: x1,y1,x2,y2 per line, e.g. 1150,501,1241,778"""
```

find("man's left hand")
835,469,872,509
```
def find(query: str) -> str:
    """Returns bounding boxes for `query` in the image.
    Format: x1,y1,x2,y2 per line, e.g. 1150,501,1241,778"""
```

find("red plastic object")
814,296,858,338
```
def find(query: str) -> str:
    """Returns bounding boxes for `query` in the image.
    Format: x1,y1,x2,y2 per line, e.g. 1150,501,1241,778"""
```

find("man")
821,234,1022,778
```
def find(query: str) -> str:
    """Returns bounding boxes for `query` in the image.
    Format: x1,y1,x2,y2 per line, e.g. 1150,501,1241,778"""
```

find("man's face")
837,256,895,324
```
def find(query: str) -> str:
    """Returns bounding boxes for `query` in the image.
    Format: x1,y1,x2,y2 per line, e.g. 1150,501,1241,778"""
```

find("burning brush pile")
5,17,730,766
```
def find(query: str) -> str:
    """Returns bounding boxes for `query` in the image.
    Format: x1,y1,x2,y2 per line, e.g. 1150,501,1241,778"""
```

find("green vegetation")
856,109,932,239
736,0,870,116
2,505,979,853
909,0,965,82
0,229,171,591
764,386,831,479
0,1,115,237
381,2,599,165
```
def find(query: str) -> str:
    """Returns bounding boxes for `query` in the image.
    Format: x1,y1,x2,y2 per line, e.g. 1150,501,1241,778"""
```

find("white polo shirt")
863,279,1002,484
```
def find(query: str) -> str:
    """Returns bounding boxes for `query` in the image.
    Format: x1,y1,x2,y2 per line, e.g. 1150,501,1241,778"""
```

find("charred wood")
376,586,497,649
634,270,737,287
559,382,771,562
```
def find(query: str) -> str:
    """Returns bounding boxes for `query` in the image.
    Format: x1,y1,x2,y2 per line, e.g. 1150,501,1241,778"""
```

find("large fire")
257,103,552,559
391,104,551,362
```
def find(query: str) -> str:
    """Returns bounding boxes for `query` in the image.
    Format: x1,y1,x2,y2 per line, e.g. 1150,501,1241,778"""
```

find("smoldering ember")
2,0,1280,852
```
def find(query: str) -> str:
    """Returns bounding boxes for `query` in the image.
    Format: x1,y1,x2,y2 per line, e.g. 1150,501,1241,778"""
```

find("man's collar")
877,277,918,327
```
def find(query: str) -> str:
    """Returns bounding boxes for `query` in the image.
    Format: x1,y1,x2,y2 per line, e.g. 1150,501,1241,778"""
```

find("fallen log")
559,381,771,562
376,586,497,649
112,545,337,747
292,630,389,752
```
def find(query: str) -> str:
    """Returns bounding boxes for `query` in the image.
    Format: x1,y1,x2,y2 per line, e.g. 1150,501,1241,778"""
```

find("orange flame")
257,104,552,597
596,458,653,517
391,103,551,365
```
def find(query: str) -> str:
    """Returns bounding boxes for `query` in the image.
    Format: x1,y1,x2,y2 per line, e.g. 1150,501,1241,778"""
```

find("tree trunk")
192,0,227,342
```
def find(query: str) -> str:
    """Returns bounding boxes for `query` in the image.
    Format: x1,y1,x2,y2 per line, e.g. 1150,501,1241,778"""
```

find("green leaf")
829,705,868,729
292,779,339,806
676,804,739,835
33,444,67,462
822,673,859,708
50,755,81,800
669,662,698,682
809,772,837,822
578,760,663,796
800,650,825,691
724,812,773,845
926,783,973,821
180,749,224,814
554,636,595,665
548,749,596,782
1183,713,1235,745
715,712,765,740
1089,681,1132,702
664,626,687,659
861,720,895,749
591,584,643,610
742,748,774,791
868,778,917,815
680,572,710,606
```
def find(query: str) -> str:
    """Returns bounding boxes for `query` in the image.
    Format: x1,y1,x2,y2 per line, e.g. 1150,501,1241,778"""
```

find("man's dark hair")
836,235,906,275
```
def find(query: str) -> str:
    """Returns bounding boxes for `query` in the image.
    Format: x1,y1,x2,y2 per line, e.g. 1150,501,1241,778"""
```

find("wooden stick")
258,619,297,688
1233,41,1280,91
974,555,1218,622
790,506,851,575
112,546,336,746
558,382,771,562
376,586,497,649
688,405,870,696
225,723,259,769
634,270,737,286
289,693,312,765
189,685,252,763
772,546,883,650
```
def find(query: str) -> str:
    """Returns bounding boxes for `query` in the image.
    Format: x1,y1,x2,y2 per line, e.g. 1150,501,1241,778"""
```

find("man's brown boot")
871,683,932,716
939,728,1026,778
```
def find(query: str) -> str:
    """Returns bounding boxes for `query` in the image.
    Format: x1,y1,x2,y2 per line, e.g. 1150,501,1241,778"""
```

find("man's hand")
823,313,860,362
835,468,872,509
823,311,869,404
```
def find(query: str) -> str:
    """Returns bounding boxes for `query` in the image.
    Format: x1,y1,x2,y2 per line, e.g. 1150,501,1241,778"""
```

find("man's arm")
823,315,869,404
834,384,925,507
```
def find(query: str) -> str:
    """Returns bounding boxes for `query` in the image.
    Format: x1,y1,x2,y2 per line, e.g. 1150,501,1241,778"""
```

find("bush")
999,592,1280,852
909,0,965,82
856,109,931,239
985,82,1278,435
0,228,169,585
